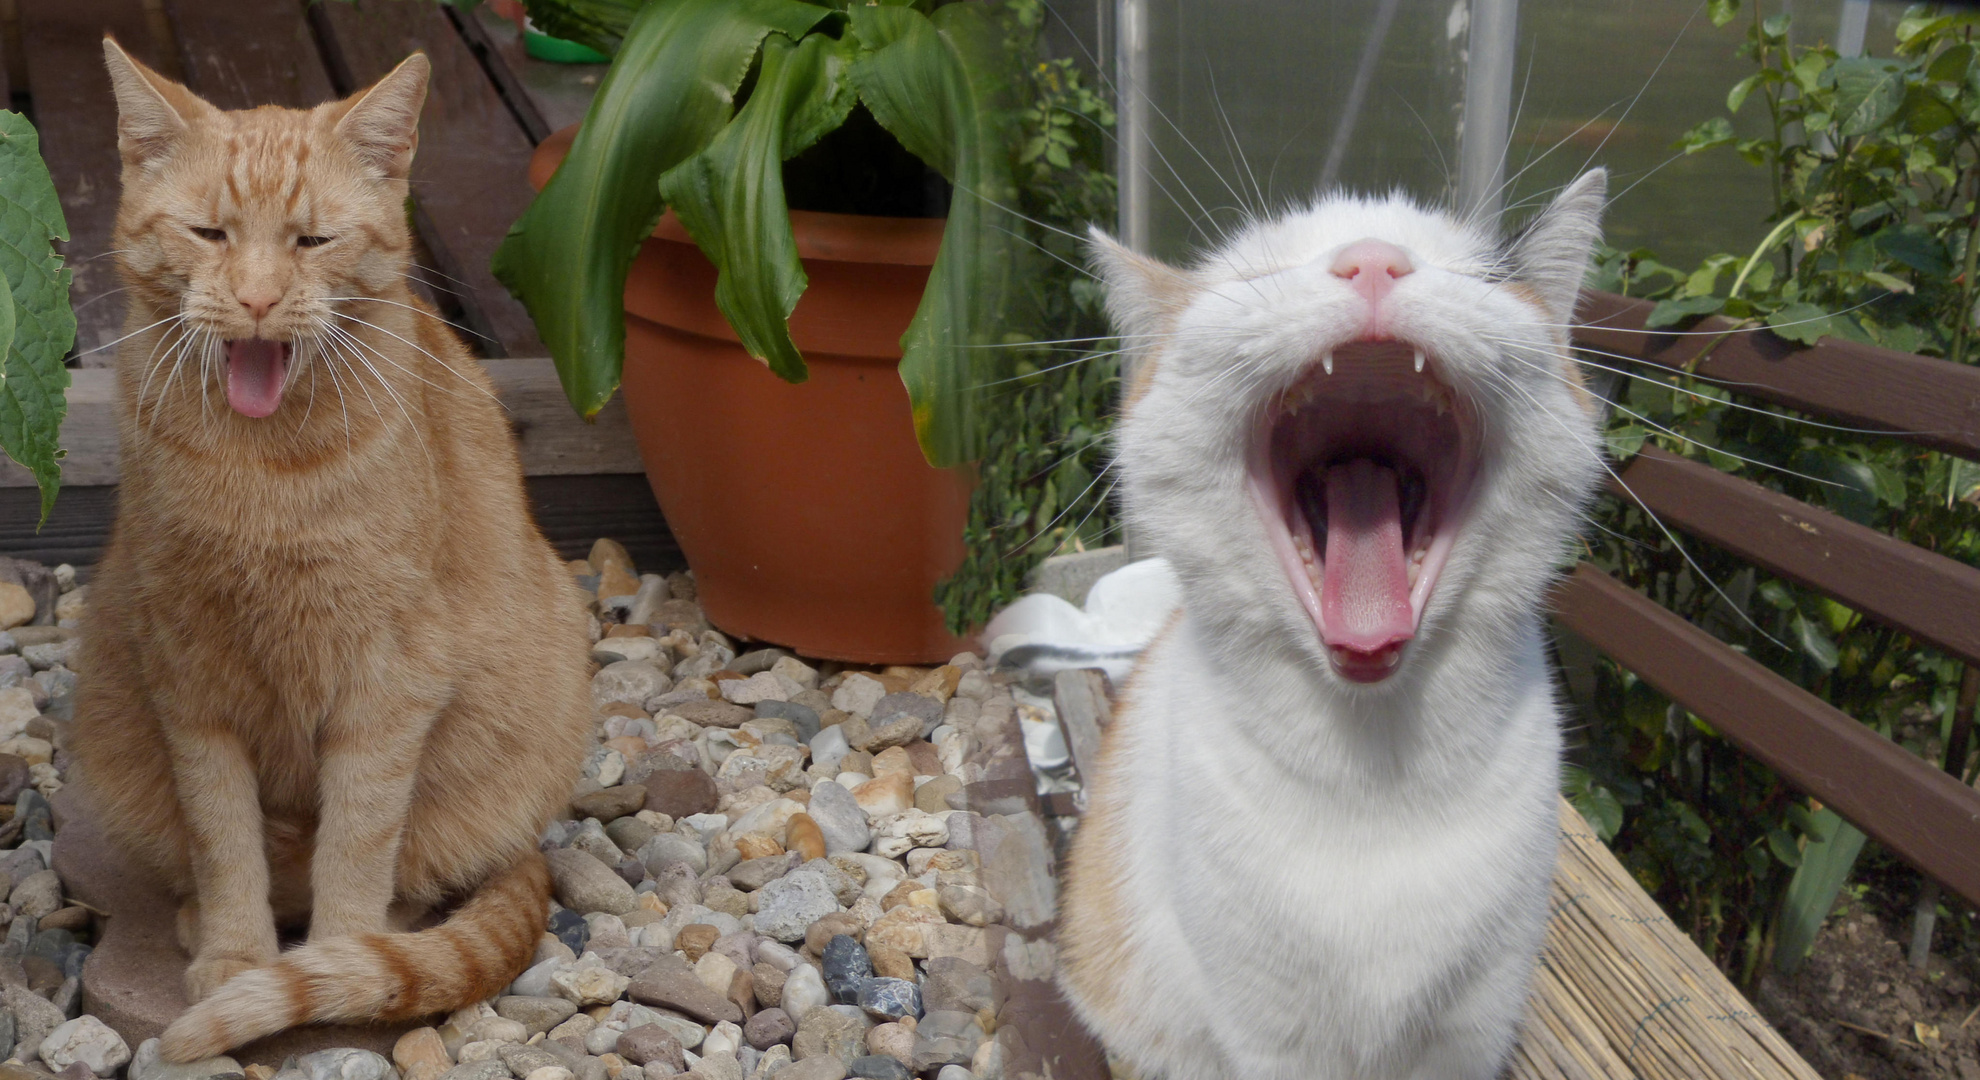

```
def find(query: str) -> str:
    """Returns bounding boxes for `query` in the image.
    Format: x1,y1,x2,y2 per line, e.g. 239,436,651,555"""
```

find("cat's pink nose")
1330,240,1414,304
238,288,281,321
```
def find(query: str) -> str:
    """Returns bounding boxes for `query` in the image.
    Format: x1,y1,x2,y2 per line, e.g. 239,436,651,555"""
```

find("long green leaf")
1771,807,1865,975
657,31,855,381
0,111,73,523
848,3,1025,467
492,0,833,418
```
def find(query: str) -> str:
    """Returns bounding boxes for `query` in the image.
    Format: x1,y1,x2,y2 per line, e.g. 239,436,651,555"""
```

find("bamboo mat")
1509,798,1822,1080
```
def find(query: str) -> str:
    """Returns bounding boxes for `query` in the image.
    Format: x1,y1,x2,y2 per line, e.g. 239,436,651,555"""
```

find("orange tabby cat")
67,39,592,1060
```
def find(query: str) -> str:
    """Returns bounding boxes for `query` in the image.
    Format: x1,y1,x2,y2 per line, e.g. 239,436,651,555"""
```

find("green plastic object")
523,29,608,63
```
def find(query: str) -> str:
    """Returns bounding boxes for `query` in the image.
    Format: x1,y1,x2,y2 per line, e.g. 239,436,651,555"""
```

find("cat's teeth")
1322,352,1334,376
1413,349,1425,373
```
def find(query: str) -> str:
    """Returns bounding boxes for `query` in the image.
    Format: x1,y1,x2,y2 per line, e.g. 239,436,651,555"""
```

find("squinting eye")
296,235,334,248
191,226,226,242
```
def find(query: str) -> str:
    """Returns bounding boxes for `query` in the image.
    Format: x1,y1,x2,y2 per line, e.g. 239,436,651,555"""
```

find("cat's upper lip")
1248,339,1480,683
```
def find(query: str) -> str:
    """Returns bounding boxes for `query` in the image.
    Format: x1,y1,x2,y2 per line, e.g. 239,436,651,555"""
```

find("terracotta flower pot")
529,127,972,664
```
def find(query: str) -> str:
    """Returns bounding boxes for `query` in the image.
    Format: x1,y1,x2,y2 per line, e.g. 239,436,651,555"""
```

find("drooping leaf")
0,111,73,523
1767,302,1832,345
1791,611,1840,671
1646,294,1725,328
1829,57,1907,137
1677,116,1737,155
492,0,835,418
1707,0,1740,28
520,0,646,58
848,2,1026,467
1772,809,1865,975
658,31,856,382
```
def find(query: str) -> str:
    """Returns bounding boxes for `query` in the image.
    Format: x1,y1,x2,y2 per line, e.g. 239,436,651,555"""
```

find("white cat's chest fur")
1090,612,1560,1077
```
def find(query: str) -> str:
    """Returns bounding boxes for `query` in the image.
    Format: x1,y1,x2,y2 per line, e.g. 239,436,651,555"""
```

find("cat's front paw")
183,953,266,1003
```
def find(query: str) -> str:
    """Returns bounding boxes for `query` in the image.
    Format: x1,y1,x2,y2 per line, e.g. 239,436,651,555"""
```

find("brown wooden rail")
1561,291,1980,908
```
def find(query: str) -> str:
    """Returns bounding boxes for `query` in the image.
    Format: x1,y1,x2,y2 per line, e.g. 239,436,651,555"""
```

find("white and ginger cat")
66,41,592,1059
1057,171,1610,1079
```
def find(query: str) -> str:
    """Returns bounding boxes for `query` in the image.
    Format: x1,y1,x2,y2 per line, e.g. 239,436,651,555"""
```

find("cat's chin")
1246,339,1480,684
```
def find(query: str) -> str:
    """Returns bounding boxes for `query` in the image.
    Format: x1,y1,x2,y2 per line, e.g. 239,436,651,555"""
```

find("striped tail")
158,851,550,1062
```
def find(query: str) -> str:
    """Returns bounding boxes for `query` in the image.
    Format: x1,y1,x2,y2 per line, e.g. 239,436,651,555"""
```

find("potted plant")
0,109,76,524
495,0,1030,662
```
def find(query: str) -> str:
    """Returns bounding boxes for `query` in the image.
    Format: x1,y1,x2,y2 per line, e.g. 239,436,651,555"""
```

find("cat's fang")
1413,349,1425,373
1322,351,1334,375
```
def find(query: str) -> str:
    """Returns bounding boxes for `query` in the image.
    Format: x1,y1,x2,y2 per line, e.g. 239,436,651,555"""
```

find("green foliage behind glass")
936,0,1119,634
1571,3,1980,984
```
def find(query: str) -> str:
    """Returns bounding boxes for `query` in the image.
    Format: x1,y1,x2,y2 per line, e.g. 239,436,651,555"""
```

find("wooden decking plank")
162,0,334,110
0,473,679,576
0,359,642,489
14,0,177,366
312,0,544,359
462,6,602,140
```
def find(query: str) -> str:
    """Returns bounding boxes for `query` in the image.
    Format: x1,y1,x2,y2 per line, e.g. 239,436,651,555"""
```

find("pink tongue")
226,340,287,418
1319,459,1416,652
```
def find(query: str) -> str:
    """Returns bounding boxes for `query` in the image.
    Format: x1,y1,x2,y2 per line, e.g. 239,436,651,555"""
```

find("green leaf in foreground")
0,111,73,523
1767,302,1832,345
658,31,856,382
1772,809,1865,975
849,2,1025,468
492,0,833,419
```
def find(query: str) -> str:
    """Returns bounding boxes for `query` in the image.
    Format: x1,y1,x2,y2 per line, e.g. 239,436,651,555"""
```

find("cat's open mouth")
225,339,291,418
1248,340,1479,683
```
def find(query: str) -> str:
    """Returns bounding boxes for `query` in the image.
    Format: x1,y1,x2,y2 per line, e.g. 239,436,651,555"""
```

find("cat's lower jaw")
1057,612,1561,1080
1248,340,1481,684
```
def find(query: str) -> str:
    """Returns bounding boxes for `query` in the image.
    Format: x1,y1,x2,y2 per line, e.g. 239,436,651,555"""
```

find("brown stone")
752,963,787,1009
910,666,960,704
914,776,962,815
727,967,756,1021
879,880,921,913
37,906,89,933
394,1027,452,1080
803,914,864,957
626,954,743,1024
868,942,914,981
710,670,746,684
648,599,708,634
784,814,826,863
572,784,648,823
603,736,651,761
599,703,651,720
670,701,751,729
615,1023,684,1070
734,834,783,861
598,567,641,602
675,924,720,963
51,783,412,1066
904,741,942,777
818,710,850,730
643,768,717,819
589,539,635,576
604,625,652,639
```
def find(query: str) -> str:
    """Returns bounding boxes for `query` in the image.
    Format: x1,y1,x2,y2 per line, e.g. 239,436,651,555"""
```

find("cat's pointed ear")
102,37,212,167
1506,168,1607,325
334,52,430,181
1088,228,1192,340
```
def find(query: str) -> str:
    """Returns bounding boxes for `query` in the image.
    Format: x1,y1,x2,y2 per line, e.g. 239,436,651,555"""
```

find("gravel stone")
546,849,638,916
791,1007,866,1069
755,701,820,742
821,936,871,1004
626,954,743,1025
496,996,580,1036
38,1016,130,1076
752,872,841,942
614,1026,684,1072
643,769,718,820
854,979,919,1022
829,676,886,719
741,1008,794,1051
802,783,869,858
773,1060,845,1080
778,965,828,1019
572,785,649,823
847,1057,910,1080
126,1039,241,1080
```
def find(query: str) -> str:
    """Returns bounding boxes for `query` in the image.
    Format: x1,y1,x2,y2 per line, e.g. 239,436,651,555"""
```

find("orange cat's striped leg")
307,697,437,940
163,727,282,1002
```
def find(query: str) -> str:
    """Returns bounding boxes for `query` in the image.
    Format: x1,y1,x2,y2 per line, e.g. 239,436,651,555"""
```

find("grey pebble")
751,871,840,943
